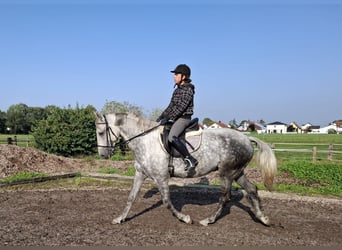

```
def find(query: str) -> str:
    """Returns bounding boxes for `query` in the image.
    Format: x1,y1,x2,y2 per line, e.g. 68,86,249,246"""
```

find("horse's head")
95,112,121,159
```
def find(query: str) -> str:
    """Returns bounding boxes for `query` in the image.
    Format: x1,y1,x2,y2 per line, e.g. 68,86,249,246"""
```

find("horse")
95,112,277,226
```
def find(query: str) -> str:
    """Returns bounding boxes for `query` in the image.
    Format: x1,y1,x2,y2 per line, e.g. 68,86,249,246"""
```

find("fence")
0,136,34,147
269,142,342,163
1,135,342,163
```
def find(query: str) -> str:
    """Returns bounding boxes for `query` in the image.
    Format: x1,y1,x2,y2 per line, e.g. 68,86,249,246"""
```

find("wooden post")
328,144,333,161
7,137,12,145
312,146,317,164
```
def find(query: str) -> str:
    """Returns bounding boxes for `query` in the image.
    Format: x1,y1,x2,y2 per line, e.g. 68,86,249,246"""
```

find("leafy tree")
148,107,163,121
101,100,143,117
26,107,48,130
6,103,30,134
257,119,267,126
0,110,7,133
247,123,256,132
32,105,97,156
229,119,238,129
328,128,337,134
202,117,215,127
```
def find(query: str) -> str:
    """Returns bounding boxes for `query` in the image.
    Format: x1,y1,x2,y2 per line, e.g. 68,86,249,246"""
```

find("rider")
157,64,198,171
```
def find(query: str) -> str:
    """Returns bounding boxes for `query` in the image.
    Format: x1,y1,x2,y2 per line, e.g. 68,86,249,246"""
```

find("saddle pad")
185,132,202,153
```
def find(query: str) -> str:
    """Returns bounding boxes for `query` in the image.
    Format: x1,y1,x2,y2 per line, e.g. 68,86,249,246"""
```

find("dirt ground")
0,145,341,246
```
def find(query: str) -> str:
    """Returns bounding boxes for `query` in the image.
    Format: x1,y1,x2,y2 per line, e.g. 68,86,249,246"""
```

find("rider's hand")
159,118,168,125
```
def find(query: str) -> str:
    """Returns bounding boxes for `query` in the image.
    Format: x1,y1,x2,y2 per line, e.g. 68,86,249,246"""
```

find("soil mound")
0,145,117,178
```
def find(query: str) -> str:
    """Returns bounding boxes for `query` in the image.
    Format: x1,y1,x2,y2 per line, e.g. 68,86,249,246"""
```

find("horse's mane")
120,112,157,129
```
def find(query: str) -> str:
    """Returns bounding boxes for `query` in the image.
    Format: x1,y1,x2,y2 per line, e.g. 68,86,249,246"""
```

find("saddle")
159,118,202,158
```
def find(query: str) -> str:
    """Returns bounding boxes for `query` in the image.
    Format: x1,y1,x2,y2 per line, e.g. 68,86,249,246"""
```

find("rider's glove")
159,118,168,125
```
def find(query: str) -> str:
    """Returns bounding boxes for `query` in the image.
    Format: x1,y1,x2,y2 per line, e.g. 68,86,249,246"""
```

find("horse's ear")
95,111,103,120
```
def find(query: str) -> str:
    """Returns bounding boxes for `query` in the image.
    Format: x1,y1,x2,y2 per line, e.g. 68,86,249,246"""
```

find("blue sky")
1,0,341,126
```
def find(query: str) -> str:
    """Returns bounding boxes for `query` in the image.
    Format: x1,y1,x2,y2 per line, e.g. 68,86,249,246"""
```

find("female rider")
157,64,198,171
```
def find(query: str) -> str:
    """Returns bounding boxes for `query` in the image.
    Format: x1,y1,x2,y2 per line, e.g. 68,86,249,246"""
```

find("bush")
328,128,337,134
32,105,97,156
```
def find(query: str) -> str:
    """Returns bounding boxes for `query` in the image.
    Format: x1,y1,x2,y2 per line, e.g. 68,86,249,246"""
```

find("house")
237,120,266,134
287,122,302,133
253,122,267,134
266,121,287,134
301,123,312,132
237,120,250,131
319,121,342,134
336,121,342,134
207,121,230,129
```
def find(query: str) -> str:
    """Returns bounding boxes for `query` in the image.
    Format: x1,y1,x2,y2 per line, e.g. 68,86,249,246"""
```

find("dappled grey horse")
95,112,277,226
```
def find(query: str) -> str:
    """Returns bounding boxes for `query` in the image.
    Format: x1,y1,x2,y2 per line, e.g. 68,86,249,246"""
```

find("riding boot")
170,137,198,171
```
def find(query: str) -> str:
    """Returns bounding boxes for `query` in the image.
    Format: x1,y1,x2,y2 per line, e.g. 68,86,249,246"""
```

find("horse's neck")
121,115,155,140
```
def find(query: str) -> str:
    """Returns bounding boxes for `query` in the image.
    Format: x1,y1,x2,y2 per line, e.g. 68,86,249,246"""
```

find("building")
319,121,342,134
287,122,302,133
206,121,230,129
266,121,287,134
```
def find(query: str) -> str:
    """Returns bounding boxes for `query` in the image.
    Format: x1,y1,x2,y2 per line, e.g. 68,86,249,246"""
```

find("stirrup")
184,157,198,171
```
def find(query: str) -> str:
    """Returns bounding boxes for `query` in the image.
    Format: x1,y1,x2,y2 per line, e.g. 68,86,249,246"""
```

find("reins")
115,124,161,148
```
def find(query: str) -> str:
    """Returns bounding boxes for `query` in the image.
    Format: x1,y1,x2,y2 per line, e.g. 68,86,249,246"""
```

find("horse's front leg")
157,179,192,224
112,169,146,224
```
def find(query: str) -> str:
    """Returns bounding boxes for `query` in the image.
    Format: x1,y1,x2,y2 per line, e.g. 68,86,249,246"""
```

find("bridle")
96,115,120,156
96,114,161,157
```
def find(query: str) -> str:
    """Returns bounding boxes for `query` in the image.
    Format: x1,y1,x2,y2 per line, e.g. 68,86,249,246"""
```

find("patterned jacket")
160,83,195,121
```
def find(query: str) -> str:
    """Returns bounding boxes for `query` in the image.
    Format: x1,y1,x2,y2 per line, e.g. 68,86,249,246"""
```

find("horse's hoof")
112,217,123,225
183,215,192,224
259,215,270,226
199,218,210,226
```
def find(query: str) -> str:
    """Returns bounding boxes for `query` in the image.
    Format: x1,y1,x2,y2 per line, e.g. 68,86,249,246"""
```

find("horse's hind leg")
112,169,146,224
236,174,270,225
199,166,234,226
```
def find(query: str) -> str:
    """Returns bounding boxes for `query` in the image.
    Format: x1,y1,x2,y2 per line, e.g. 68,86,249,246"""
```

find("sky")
1,0,341,126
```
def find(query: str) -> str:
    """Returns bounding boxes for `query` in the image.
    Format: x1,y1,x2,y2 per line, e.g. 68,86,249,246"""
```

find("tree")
6,103,30,134
0,110,7,133
148,107,163,121
328,128,337,134
26,107,48,130
202,117,215,127
32,105,97,156
257,119,267,126
247,123,256,132
229,119,238,129
101,100,143,117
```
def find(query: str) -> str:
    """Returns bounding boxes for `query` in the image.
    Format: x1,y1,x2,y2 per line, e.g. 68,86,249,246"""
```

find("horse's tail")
249,137,277,191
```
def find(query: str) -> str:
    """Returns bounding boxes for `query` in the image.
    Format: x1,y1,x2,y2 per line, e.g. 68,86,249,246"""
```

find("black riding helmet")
170,64,191,78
